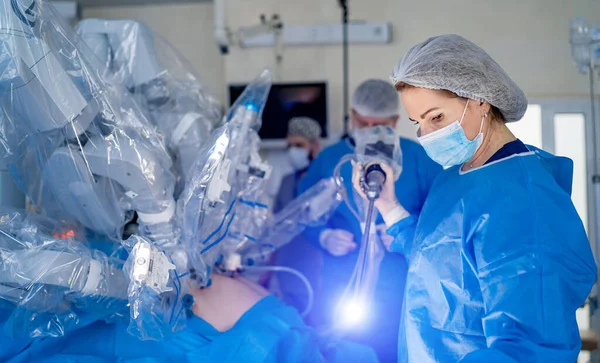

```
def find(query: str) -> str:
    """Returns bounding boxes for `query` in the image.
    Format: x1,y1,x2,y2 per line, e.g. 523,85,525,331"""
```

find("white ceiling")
74,0,210,7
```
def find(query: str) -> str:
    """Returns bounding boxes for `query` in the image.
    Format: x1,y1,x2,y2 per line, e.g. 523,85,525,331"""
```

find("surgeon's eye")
431,114,443,122
411,120,419,126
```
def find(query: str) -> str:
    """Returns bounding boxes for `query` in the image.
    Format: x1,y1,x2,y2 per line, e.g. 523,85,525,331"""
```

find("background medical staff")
298,79,442,362
273,117,323,213
271,117,324,318
355,34,596,363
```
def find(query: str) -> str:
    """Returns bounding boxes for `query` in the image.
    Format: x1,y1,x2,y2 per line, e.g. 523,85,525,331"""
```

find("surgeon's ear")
479,102,492,115
390,115,399,129
311,139,321,158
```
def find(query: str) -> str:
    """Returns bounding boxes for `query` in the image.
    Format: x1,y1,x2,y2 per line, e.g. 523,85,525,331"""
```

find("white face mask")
288,147,310,171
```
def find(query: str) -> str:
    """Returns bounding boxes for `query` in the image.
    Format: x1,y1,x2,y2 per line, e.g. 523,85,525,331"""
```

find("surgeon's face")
287,135,312,151
351,109,399,130
400,87,489,140
287,135,320,158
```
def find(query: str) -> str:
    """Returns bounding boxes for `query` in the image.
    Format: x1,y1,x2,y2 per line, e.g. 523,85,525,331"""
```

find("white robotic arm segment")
42,148,126,236
78,32,112,74
129,240,175,295
136,199,176,225
175,70,272,289
0,0,101,139
170,112,203,148
82,134,175,215
43,133,177,237
235,177,343,266
0,249,127,300
0,0,179,242
0,46,96,142
0,208,129,338
13,41,92,133
0,1,189,341
77,19,163,91
77,18,223,197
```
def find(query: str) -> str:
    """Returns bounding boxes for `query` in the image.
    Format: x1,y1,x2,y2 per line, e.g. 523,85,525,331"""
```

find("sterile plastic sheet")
238,177,343,266
0,0,175,242
220,130,273,263
353,125,403,180
123,234,190,341
0,208,128,339
177,69,272,288
76,19,222,195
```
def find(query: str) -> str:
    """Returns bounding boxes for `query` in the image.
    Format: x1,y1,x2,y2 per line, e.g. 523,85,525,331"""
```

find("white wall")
82,0,600,139
223,0,600,139
82,3,225,102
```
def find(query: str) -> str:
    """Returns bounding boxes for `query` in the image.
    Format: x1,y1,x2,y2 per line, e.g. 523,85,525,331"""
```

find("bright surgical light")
341,299,367,326
244,102,259,112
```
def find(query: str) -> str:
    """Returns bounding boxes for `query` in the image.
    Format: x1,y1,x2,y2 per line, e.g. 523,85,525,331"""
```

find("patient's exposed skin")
191,273,269,332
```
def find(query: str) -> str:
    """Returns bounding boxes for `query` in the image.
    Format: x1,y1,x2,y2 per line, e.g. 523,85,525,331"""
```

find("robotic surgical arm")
75,19,163,96
0,208,128,339
223,177,343,270
0,0,190,340
0,0,177,242
177,69,272,289
76,19,222,192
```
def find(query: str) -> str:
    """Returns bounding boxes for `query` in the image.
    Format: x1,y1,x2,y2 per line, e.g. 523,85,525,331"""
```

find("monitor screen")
228,82,328,140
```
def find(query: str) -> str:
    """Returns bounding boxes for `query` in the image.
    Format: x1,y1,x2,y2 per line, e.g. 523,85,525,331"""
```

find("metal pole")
590,60,598,176
356,199,375,294
587,45,600,353
339,0,349,137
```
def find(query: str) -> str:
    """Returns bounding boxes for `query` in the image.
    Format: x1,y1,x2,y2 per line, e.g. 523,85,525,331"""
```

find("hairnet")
351,79,400,118
390,34,528,122
287,117,322,141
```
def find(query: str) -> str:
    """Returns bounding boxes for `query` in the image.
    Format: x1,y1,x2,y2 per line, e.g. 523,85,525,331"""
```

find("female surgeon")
353,34,597,363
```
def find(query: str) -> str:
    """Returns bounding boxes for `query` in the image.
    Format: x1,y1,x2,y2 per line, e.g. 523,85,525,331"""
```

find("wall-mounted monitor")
228,82,328,147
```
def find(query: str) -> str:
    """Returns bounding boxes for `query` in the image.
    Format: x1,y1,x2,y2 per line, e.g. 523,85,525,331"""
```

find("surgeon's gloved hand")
319,229,357,256
352,161,409,227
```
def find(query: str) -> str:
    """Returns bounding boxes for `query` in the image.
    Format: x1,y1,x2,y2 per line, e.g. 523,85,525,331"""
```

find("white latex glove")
376,223,394,252
352,161,409,227
319,229,357,256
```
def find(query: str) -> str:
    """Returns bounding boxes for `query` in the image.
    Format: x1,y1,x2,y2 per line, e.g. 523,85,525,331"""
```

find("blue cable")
238,198,269,209
201,199,236,246
201,211,236,255
168,271,182,325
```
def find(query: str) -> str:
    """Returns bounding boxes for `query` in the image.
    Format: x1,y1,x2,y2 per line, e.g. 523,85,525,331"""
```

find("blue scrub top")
297,137,442,362
273,171,304,214
389,148,596,362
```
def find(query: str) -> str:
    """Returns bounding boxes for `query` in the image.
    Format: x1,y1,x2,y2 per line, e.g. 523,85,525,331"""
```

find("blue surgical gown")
4,295,378,362
273,171,303,214
388,148,596,362
297,137,442,362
